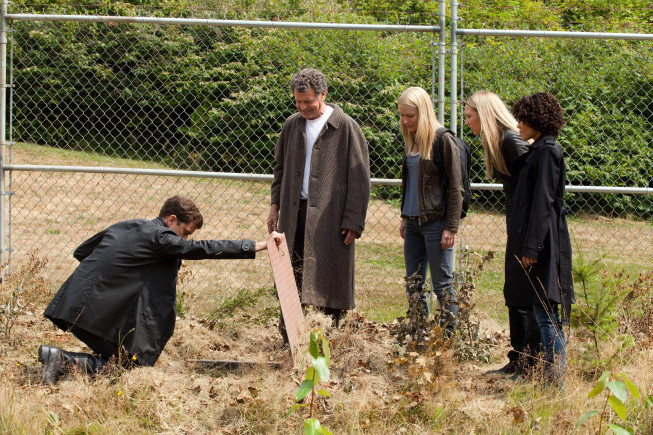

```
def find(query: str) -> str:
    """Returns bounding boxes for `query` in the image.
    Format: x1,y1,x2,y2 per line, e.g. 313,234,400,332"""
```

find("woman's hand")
441,229,456,250
521,256,537,268
399,218,407,240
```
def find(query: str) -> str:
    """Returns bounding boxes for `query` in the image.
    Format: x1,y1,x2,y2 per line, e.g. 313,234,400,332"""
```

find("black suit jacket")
44,216,256,365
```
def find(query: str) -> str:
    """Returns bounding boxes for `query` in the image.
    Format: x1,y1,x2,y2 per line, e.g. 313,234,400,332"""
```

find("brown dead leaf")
188,384,201,394
506,405,527,423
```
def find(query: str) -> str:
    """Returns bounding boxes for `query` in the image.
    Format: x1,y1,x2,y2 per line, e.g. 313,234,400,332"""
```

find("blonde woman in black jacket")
464,91,540,377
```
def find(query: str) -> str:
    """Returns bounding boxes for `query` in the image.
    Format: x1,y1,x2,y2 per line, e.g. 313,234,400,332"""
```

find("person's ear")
164,215,177,227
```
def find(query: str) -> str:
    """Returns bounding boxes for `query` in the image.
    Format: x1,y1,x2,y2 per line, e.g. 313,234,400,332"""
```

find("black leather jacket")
400,131,464,233
44,217,256,366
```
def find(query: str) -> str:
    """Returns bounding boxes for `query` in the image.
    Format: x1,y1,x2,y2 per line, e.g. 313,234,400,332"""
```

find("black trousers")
70,326,139,366
291,199,308,294
507,305,541,368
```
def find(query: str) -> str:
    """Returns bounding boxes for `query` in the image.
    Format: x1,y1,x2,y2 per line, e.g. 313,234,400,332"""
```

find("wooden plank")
266,233,304,356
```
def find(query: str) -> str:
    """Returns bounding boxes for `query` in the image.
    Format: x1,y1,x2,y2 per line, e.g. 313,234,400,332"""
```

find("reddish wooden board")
266,233,303,356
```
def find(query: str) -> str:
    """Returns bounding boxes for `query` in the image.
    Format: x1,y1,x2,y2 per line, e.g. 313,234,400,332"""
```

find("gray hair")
290,68,327,95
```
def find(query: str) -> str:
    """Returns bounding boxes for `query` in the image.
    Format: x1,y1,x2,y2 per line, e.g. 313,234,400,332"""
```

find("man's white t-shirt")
301,105,334,199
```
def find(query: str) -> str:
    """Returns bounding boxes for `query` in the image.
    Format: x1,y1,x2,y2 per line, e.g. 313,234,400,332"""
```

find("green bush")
8,0,653,218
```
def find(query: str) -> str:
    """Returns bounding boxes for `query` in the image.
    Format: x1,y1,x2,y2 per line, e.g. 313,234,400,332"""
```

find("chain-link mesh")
5,13,652,323
8,17,436,322
458,28,653,320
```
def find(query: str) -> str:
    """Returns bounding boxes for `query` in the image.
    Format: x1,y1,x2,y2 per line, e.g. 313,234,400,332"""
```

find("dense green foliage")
8,0,653,217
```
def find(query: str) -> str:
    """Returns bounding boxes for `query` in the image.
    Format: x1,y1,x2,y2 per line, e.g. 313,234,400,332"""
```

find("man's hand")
342,228,359,246
522,256,537,268
441,229,456,250
267,204,279,234
399,218,407,240
255,231,284,252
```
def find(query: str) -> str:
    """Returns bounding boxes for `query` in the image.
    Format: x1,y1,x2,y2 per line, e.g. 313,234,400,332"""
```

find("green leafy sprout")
287,329,337,435
576,371,653,434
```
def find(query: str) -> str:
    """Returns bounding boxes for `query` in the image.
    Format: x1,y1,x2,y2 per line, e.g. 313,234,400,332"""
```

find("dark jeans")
507,305,541,370
533,301,566,386
403,218,457,329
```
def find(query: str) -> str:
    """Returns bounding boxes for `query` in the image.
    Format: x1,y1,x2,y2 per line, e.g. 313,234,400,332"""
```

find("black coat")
493,130,529,220
504,135,574,322
44,217,256,366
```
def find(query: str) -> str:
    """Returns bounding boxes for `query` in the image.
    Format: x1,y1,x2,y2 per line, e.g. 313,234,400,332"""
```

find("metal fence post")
0,0,7,276
437,0,446,124
449,0,458,132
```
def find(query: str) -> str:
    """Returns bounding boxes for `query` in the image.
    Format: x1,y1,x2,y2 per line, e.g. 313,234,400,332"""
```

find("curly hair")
290,68,327,94
159,195,203,229
512,93,565,137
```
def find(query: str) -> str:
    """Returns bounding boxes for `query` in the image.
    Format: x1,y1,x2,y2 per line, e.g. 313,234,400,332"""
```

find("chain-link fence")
454,26,653,321
2,6,652,323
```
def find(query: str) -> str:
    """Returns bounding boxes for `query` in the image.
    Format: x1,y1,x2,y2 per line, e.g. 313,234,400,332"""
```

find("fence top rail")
4,165,652,194
4,13,439,32
457,28,653,41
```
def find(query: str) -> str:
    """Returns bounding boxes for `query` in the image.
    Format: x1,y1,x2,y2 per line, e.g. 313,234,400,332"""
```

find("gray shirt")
401,153,420,217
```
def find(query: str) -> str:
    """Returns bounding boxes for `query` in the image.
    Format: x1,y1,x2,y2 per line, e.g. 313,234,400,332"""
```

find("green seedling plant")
287,329,335,435
576,371,653,434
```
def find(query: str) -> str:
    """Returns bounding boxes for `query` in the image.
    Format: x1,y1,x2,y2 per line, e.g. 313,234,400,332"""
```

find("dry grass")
1,143,652,433
2,251,652,434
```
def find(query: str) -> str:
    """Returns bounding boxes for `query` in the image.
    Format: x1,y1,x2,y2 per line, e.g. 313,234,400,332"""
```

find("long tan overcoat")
270,103,370,310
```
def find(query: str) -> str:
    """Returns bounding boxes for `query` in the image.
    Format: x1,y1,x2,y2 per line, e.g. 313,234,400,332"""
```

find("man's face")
165,215,197,240
294,88,326,120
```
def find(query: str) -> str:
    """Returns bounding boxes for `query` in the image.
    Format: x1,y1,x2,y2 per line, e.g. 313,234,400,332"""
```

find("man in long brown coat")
267,68,370,329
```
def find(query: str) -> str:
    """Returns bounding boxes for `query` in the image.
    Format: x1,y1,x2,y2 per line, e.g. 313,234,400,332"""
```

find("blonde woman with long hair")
464,91,539,378
398,86,464,334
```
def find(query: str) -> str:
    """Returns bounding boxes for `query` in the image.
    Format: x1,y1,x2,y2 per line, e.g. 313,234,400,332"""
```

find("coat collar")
529,134,556,150
153,216,167,227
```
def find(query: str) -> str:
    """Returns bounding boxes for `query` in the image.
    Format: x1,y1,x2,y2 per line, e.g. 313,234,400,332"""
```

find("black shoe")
485,361,519,375
38,344,65,385
38,344,106,385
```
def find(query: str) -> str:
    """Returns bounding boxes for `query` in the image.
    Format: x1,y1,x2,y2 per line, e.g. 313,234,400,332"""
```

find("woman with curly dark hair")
464,91,540,377
506,93,574,387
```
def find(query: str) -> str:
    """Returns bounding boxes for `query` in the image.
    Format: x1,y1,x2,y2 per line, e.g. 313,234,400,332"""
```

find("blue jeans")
533,302,566,386
403,218,457,329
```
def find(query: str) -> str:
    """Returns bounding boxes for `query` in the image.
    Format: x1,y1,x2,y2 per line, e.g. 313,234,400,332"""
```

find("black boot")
38,344,106,385
38,344,65,385
485,360,519,375
61,349,106,376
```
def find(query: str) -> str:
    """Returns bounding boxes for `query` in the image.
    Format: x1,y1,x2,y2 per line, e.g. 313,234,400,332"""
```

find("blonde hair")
398,87,443,160
465,90,518,179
